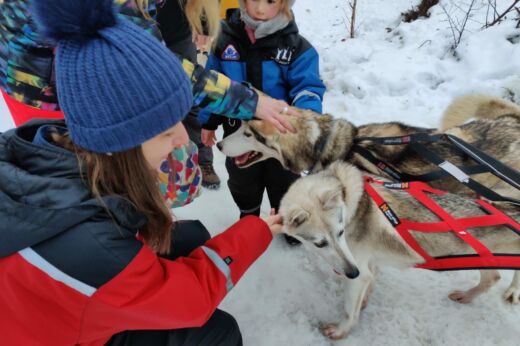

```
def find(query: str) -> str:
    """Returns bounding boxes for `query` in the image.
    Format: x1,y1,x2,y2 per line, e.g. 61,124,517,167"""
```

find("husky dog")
278,161,520,340
217,94,520,199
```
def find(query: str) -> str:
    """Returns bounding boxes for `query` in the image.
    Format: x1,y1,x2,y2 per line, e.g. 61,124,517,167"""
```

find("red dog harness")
364,177,520,271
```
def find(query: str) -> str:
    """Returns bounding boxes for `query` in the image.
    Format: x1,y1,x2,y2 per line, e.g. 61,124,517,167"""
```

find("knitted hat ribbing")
31,0,192,153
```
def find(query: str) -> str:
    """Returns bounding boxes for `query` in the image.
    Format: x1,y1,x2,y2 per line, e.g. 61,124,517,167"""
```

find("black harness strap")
305,130,331,173
356,132,442,145
353,133,520,205
352,144,490,182
445,134,520,191
410,142,520,205
351,145,411,181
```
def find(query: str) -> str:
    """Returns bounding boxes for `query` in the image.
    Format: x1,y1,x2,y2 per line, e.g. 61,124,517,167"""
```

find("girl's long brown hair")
52,130,173,254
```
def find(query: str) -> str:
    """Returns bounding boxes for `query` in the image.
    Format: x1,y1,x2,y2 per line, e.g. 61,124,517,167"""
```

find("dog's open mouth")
234,151,263,167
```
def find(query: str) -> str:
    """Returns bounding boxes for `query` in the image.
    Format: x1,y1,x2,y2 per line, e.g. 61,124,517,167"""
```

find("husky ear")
319,189,343,210
288,209,310,228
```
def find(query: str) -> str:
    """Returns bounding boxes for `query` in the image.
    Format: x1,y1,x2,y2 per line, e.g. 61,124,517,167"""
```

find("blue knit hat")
31,0,192,153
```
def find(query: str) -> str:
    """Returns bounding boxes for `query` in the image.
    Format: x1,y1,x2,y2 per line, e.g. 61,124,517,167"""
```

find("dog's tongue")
234,152,251,166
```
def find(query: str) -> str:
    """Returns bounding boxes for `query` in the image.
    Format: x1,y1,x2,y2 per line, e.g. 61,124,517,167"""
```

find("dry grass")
402,0,440,23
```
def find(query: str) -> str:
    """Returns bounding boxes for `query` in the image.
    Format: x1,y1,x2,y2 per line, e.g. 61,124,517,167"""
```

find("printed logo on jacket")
222,44,240,60
273,47,295,65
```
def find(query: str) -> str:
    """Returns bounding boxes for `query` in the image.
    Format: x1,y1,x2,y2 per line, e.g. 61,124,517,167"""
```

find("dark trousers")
166,39,214,166
106,221,242,346
183,113,213,166
226,157,300,218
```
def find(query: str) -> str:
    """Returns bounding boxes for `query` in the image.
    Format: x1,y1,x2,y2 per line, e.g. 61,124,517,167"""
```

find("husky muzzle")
334,267,360,279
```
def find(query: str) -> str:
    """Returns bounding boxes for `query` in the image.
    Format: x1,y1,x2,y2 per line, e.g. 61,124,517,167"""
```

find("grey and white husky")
218,94,520,200
278,161,520,340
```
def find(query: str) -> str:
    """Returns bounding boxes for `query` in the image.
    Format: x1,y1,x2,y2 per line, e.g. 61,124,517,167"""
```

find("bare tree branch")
441,0,478,54
350,0,358,39
441,5,457,45
484,0,520,28
456,0,476,46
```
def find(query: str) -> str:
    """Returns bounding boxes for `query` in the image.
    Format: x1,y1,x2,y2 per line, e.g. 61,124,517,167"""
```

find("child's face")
244,0,283,21
141,121,189,169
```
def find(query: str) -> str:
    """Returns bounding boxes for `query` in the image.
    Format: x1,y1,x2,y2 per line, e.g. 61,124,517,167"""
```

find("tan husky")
217,94,520,200
278,161,520,340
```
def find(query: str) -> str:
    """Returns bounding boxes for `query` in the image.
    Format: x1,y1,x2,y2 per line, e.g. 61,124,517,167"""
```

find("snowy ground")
1,0,520,345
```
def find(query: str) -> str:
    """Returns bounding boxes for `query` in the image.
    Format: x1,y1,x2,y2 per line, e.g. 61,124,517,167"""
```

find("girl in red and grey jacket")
0,1,282,345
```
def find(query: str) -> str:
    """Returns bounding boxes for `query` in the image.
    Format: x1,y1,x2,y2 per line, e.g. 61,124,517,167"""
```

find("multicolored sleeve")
181,59,258,121
116,0,163,40
116,1,257,121
158,140,202,208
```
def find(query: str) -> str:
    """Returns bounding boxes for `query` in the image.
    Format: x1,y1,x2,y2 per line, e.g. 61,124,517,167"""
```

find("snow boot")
201,163,221,190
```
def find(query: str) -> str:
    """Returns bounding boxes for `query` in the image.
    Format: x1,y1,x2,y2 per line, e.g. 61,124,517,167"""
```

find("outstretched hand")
201,129,216,147
262,208,284,236
255,94,299,134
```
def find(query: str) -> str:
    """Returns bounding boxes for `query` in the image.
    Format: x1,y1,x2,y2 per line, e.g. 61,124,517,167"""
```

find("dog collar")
305,131,330,173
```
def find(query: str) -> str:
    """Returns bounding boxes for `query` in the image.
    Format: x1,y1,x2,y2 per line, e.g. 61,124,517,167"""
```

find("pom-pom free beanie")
30,0,192,153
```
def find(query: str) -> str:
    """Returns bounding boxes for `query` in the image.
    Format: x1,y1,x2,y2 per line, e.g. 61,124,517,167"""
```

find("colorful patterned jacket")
1,0,254,207
0,0,258,119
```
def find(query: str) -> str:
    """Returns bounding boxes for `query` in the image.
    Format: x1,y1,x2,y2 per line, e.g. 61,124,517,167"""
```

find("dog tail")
440,94,520,130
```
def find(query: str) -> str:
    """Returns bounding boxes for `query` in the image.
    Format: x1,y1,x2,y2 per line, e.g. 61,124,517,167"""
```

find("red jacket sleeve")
79,216,271,342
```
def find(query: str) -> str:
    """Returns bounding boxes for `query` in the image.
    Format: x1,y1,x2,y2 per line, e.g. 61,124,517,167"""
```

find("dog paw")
320,323,347,340
448,290,474,304
504,286,520,304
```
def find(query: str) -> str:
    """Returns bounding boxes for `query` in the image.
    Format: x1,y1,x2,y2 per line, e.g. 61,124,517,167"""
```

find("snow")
1,0,519,345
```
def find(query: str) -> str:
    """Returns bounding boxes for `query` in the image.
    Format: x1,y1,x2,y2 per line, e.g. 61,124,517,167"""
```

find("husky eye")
338,230,344,238
244,132,252,137
314,240,328,248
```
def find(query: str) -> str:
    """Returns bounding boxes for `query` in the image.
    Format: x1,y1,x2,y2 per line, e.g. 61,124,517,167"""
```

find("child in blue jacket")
201,0,325,226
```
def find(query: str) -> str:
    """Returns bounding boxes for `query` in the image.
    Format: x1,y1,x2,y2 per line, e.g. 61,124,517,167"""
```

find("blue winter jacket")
199,9,325,125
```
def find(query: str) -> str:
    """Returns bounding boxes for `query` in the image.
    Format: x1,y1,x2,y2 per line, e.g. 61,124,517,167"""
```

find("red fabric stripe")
476,199,520,229
395,221,434,261
409,187,493,257
0,253,87,345
1,89,64,126
416,256,520,270
363,176,520,271
403,220,451,232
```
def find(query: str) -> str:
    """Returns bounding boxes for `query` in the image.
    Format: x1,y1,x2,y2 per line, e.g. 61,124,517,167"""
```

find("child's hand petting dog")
262,208,284,235
255,93,299,134
201,129,216,147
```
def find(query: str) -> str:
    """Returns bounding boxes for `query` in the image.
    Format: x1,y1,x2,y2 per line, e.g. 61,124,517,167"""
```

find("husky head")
217,111,343,173
279,162,365,279
216,120,284,168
